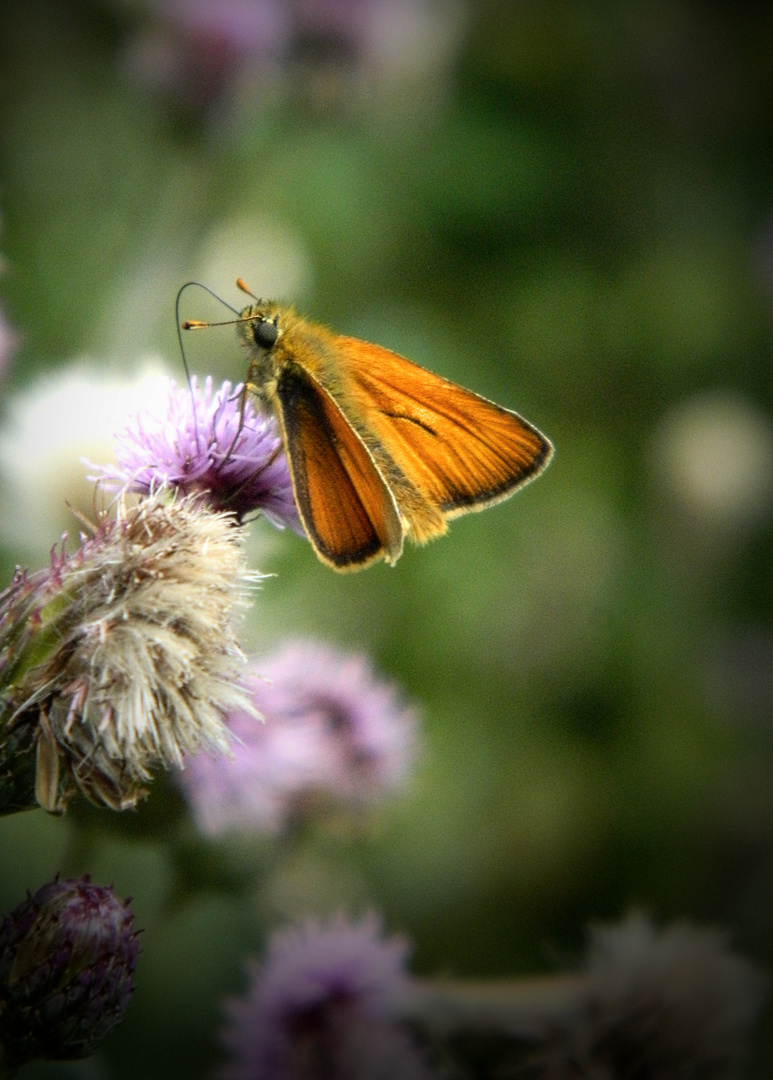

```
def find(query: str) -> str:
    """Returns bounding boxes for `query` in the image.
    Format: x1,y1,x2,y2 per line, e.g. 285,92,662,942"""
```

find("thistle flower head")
221,913,429,1080
95,375,302,531
121,0,467,117
177,639,418,835
574,913,767,1080
0,876,138,1070
0,492,259,813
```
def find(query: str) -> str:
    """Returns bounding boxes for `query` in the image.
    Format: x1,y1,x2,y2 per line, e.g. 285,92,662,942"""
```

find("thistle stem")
402,973,588,1038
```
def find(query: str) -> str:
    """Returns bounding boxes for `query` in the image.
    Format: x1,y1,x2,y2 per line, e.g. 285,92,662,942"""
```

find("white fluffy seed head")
4,493,260,811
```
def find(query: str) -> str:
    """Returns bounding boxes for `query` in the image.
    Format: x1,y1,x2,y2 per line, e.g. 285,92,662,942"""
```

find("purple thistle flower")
221,913,429,1080
177,640,418,836
122,0,291,110
121,0,467,117
158,0,291,58
0,876,139,1070
96,375,303,532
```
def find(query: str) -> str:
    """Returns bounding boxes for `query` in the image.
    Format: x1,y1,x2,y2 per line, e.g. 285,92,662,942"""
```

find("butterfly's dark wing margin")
338,338,553,517
273,362,404,570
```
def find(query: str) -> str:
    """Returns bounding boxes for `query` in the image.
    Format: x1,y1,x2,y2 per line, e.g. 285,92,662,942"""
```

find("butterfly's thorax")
238,303,352,408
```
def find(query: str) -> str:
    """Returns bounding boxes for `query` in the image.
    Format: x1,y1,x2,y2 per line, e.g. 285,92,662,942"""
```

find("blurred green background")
2,0,773,1076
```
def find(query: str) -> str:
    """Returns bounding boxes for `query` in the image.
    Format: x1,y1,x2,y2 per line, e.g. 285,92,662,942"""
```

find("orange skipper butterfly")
184,280,552,571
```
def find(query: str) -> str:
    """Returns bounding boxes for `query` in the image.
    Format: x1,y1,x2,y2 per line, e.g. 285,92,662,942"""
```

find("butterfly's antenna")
180,279,265,334
182,313,267,329
236,277,260,301
175,281,239,379
175,281,240,456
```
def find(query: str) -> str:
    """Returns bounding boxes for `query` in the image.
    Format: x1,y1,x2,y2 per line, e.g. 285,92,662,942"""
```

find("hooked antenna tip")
236,277,258,300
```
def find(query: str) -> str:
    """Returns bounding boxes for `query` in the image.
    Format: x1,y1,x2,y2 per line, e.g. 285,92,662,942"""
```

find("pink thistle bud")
0,876,139,1072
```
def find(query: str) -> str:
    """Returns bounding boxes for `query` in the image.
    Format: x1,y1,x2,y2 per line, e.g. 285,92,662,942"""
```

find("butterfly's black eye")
253,318,279,350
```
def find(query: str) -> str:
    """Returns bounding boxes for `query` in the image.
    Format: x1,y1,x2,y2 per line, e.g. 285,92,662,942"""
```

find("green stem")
401,973,588,1037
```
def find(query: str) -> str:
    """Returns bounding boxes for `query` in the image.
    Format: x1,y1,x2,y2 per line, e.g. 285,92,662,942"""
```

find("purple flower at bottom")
97,375,303,531
221,914,429,1080
177,640,418,835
